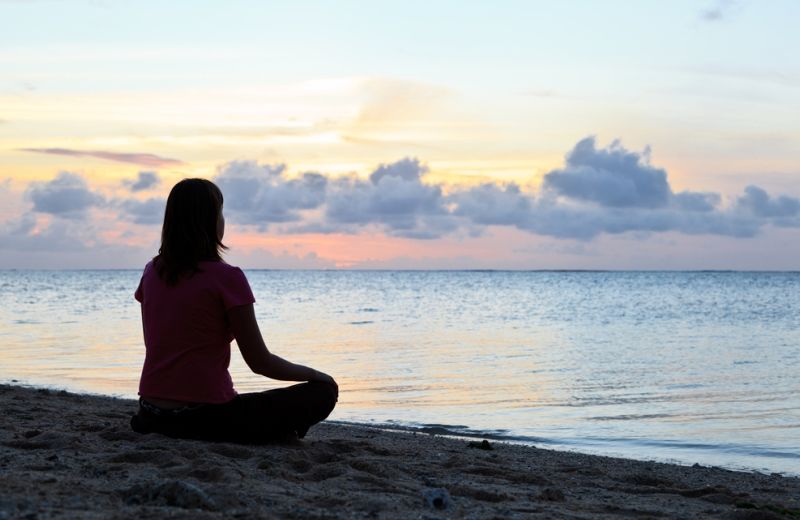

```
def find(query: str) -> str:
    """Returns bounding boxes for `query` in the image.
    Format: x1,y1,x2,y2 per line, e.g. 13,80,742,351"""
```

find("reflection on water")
1,270,799,474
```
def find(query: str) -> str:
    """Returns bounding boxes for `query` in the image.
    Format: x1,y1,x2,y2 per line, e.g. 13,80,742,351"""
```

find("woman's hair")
154,178,227,285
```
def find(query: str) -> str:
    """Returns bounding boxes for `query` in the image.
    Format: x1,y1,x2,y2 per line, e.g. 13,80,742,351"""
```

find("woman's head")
155,178,227,284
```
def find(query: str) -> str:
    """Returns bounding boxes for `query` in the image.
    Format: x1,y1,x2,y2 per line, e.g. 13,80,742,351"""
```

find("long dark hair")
154,178,227,285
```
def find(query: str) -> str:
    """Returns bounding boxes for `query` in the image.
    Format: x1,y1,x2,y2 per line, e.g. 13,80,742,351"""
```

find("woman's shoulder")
141,259,156,276
199,260,243,272
199,260,247,280
199,261,255,304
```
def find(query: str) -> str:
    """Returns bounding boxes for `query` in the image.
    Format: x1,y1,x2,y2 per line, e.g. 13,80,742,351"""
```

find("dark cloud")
543,137,670,208
123,171,160,192
19,148,184,167
213,161,327,225
212,157,457,239
735,186,800,229
736,185,800,218
325,158,456,239
26,172,104,218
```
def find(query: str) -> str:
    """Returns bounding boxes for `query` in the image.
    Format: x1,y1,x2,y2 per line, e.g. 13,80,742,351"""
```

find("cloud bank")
204,136,800,241
6,137,800,258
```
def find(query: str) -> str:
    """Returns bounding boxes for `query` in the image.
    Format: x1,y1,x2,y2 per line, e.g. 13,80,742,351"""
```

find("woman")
130,178,337,443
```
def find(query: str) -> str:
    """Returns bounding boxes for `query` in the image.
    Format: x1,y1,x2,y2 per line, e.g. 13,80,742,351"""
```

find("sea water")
1,270,798,475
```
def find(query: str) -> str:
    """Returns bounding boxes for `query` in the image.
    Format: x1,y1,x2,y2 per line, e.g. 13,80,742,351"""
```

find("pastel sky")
2,0,799,269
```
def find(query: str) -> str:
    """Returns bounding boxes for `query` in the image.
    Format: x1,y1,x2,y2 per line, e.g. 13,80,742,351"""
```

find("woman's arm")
228,303,337,388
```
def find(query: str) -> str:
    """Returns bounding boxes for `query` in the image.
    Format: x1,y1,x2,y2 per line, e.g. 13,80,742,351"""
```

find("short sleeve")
219,267,256,310
134,262,151,302
134,278,143,302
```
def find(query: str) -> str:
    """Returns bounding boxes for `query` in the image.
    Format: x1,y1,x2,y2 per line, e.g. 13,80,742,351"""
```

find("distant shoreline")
2,383,799,518
2,268,800,273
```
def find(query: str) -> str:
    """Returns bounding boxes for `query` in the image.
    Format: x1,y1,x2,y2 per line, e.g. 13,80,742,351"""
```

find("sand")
0,384,798,519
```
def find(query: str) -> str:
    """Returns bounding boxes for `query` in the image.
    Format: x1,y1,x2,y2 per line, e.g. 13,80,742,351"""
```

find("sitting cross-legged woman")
130,178,337,442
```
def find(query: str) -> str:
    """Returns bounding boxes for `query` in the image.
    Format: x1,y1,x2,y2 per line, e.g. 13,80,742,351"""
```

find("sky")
1,0,799,269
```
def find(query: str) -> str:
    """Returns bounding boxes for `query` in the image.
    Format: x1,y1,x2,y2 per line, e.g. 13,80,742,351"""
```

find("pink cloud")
19,148,184,168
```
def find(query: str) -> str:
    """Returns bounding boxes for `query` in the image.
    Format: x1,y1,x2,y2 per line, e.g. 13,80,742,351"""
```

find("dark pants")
130,381,337,443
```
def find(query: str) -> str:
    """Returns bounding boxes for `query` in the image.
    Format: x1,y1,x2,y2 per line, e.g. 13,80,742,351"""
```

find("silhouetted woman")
130,178,337,442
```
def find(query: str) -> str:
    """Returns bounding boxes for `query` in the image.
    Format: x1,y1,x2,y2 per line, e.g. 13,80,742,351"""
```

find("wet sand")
1,384,798,519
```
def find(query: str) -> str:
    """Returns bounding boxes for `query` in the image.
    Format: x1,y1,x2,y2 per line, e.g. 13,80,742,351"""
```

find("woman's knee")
308,380,337,414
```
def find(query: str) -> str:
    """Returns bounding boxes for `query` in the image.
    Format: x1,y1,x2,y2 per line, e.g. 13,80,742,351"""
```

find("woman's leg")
231,380,338,441
131,381,337,443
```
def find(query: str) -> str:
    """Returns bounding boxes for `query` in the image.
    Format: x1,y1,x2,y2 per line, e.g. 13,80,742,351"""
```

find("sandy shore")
1,384,798,519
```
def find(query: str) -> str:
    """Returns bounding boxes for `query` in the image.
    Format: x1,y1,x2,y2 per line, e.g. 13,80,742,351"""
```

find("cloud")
449,137,794,240
353,78,453,129
736,185,800,218
213,157,457,239
673,191,720,212
735,186,800,229
123,171,160,192
119,197,165,225
213,161,327,225
0,213,88,252
542,137,670,208
11,136,800,254
227,249,336,270
521,204,761,240
0,211,150,269
325,158,457,239
25,171,104,219
19,148,184,167
216,140,800,241
700,0,739,22
451,183,532,226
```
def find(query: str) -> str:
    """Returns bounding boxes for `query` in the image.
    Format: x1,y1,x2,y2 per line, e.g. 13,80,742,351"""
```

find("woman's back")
135,259,254,404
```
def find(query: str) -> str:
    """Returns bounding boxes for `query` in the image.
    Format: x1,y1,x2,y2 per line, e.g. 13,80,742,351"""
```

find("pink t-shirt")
134,260,255,403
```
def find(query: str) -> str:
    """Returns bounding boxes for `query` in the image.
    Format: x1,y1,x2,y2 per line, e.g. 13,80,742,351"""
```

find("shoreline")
328,419,800,478
6,379,796,478
2,384,799,518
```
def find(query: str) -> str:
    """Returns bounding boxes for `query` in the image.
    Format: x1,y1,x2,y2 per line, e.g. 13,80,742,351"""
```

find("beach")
1,384,798,519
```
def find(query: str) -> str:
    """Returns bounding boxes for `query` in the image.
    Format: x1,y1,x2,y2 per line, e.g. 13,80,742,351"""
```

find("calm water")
1,270,798,474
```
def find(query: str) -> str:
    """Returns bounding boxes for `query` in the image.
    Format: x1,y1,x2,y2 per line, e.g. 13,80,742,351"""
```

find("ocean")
1,270,798,475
